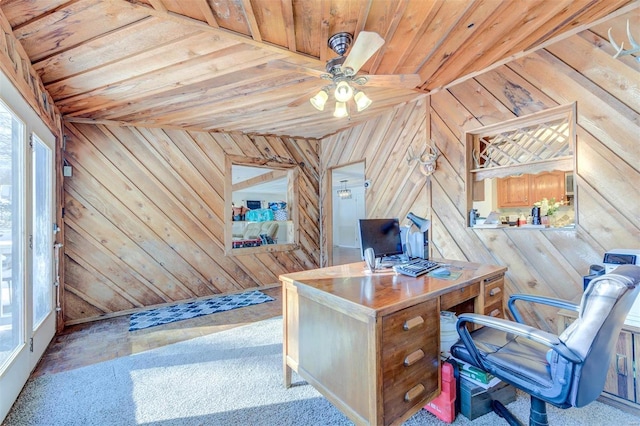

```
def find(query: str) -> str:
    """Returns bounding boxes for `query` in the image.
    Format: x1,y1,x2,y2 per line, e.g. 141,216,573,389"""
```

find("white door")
0,72,57,422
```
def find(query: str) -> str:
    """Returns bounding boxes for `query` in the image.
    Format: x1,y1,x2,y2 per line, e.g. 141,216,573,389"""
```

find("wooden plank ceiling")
0,0,634,139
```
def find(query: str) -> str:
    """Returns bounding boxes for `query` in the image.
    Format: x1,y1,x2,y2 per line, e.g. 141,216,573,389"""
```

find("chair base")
491,395,548,426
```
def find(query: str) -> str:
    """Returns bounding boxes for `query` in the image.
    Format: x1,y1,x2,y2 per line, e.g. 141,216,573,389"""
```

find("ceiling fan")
275,31,421,118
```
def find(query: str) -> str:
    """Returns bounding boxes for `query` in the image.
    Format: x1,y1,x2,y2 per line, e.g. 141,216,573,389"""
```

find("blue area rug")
129,290,274,331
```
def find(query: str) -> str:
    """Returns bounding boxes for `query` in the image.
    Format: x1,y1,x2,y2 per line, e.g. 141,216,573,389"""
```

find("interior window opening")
466,103,576,229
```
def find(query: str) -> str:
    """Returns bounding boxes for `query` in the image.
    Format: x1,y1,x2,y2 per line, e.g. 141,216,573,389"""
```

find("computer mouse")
432,267,451,276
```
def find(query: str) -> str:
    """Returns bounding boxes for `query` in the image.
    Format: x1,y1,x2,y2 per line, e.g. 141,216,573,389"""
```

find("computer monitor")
358,218,403,259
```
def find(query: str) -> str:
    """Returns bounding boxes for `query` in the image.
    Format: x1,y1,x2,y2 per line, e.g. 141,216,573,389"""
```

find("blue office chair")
450,265,640,426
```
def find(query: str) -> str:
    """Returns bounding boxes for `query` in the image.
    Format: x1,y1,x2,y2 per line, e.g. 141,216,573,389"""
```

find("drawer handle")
489,288,502,297
403,316,424,331
616,354,627,376
489,309,501,317
404,384,425,402
404,349,425,367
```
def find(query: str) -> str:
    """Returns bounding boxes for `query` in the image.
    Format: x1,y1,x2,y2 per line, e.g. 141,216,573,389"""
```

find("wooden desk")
280,259,507,426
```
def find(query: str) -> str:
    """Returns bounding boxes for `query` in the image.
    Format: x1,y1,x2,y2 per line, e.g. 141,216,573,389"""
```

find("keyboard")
394,259,440,277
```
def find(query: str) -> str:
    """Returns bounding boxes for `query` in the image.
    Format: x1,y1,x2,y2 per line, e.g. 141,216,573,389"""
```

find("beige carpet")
4,317,638,425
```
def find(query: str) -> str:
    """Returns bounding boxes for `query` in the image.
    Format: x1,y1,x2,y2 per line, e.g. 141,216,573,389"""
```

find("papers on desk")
427,270,462,280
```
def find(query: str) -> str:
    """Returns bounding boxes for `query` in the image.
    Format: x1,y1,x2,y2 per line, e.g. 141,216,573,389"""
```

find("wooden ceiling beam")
196,0,219,28
416,0,501,90
10,0,84,31
353,0,372,35
122,0,322,65
319,0,331,63
423,0,528,92
101,70,313,124
57,48,283,116
368,0,409,74
281,0,296,52
240,0,262,42
382,0,445,75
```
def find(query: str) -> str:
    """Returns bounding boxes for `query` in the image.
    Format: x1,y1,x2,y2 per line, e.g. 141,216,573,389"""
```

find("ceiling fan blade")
342,31,385,74
363,74,421,89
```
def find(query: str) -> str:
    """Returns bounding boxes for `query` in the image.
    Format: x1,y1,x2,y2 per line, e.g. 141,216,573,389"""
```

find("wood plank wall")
320,95,430,266
321,12,639,332
428,11,639,332
62,124,320,324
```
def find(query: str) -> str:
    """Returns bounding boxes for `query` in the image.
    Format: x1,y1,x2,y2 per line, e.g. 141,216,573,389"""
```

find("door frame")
0,68,58,423
328,161,366,266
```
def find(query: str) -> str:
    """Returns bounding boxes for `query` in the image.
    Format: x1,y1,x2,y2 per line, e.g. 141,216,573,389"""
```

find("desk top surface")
280,259,506,314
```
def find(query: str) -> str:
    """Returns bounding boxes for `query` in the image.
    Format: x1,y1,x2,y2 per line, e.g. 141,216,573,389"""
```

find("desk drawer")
484,277,504,309
484,300,504,318
441,282,480,311
381,299,439,425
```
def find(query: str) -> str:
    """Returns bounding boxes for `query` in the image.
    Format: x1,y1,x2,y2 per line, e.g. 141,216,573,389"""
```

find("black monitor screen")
358,218,403,259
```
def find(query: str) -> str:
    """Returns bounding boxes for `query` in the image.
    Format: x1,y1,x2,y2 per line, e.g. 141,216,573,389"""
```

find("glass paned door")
0,71,56,423
32,134,53,328
0,101,24,369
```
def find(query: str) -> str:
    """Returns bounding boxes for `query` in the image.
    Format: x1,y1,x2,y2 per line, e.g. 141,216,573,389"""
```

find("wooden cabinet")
530,171,565,204
497,171,565,208
497,175,530,207
558,311,640,415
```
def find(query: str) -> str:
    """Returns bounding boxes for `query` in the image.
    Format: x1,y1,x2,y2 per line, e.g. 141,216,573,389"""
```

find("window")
465,103,576,229
224,155,299,254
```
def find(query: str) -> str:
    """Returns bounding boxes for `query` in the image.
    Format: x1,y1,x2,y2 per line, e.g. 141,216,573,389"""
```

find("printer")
599,249,640,325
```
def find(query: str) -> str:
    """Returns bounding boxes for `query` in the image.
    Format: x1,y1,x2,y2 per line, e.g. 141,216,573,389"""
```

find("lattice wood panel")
474,116,572,169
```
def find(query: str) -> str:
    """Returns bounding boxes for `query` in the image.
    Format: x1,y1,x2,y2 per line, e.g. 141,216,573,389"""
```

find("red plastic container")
424,361,457,423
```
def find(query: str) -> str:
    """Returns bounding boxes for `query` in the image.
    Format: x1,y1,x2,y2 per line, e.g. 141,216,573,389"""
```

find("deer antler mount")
608,19,640,62
407,143,440,177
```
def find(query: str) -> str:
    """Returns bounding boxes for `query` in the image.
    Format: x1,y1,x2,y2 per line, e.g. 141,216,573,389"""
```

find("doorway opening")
331,162,365,265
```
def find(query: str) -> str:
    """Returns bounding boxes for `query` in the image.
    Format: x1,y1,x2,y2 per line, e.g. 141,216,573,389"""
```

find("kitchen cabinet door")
530,171,565,203
497,175,530,207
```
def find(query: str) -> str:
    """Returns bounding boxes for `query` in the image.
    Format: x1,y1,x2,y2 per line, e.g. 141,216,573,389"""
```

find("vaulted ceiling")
1,0,636,139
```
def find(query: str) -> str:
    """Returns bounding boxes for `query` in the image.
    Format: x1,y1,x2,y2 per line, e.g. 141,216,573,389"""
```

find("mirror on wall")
225,156,298,254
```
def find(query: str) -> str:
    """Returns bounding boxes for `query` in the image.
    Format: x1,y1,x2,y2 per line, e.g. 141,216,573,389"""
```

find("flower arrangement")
534,197,562,216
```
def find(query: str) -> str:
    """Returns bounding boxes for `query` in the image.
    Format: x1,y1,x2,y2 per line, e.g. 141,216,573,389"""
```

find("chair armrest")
508,294,579,324
456,313,583,368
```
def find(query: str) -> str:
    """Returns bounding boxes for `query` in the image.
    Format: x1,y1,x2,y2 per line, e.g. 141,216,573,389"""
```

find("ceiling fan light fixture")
328,32,353,56
334,80,354,102
333,101,349,118
354,90,372,112
310,89,329,111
